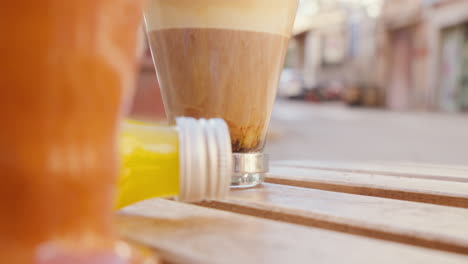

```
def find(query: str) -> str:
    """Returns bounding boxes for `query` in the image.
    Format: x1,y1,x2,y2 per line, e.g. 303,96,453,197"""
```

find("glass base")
231,152,268,188
231,172,265,188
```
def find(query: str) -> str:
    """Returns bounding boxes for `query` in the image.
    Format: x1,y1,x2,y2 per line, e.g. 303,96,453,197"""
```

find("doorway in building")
388,28,413,110
439,24,468,112
460,26,468,111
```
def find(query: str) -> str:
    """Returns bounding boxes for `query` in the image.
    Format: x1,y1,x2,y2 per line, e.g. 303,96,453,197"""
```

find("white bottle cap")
175,117,232,202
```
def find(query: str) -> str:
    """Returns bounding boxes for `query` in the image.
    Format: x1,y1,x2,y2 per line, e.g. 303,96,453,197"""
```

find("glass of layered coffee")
144,0,298,187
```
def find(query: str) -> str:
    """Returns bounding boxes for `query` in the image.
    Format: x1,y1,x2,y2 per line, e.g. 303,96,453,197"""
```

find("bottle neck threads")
176,117,232,202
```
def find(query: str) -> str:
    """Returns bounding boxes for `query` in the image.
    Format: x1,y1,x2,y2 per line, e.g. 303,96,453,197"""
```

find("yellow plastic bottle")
116,117,232,209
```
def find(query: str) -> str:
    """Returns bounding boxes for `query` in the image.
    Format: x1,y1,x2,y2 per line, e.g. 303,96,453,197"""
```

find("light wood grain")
266,164,468,208
272,160,468,182
117,199,468,264
200,183,468,255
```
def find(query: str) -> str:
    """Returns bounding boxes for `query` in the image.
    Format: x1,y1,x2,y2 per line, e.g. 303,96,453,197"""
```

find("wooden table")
117,161,468,263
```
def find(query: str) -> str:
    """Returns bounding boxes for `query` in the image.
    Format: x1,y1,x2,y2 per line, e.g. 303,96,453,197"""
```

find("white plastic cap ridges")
175,117,232,202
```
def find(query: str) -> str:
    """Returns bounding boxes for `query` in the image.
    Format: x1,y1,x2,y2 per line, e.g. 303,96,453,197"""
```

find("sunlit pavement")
266,99,468,166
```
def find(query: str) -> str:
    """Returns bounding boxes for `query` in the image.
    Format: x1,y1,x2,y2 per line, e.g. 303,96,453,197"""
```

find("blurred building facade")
292,0,468,112
377,0,468,112
290,0,382,105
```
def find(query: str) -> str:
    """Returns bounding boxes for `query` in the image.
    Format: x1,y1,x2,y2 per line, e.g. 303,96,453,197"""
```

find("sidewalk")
267,100,468,166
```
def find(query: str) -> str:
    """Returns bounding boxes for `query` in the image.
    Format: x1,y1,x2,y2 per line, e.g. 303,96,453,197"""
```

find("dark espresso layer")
148,28,289,152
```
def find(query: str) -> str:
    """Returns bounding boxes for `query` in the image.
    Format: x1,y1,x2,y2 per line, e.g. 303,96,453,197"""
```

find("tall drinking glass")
0,1,146,263
144,0,298,187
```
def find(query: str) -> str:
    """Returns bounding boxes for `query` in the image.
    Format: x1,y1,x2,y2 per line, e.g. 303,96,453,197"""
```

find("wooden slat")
266,164,468,208
117,199,468,264
272,160,468,182
200,183,468,255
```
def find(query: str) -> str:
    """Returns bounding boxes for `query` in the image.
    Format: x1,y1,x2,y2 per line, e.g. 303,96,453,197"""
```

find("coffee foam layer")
144,0,298,37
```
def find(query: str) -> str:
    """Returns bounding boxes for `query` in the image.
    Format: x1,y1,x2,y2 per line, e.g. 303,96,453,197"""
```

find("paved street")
267,100,468,166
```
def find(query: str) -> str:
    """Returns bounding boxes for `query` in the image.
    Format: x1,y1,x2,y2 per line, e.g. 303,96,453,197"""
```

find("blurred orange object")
0,0,146,263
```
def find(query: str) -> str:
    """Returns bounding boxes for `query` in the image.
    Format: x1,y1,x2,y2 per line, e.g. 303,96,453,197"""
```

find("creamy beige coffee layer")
144,0,298,37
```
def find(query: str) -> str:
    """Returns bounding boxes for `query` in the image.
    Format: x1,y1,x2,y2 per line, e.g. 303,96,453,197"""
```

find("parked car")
343,83,381,107
277,68,304,99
